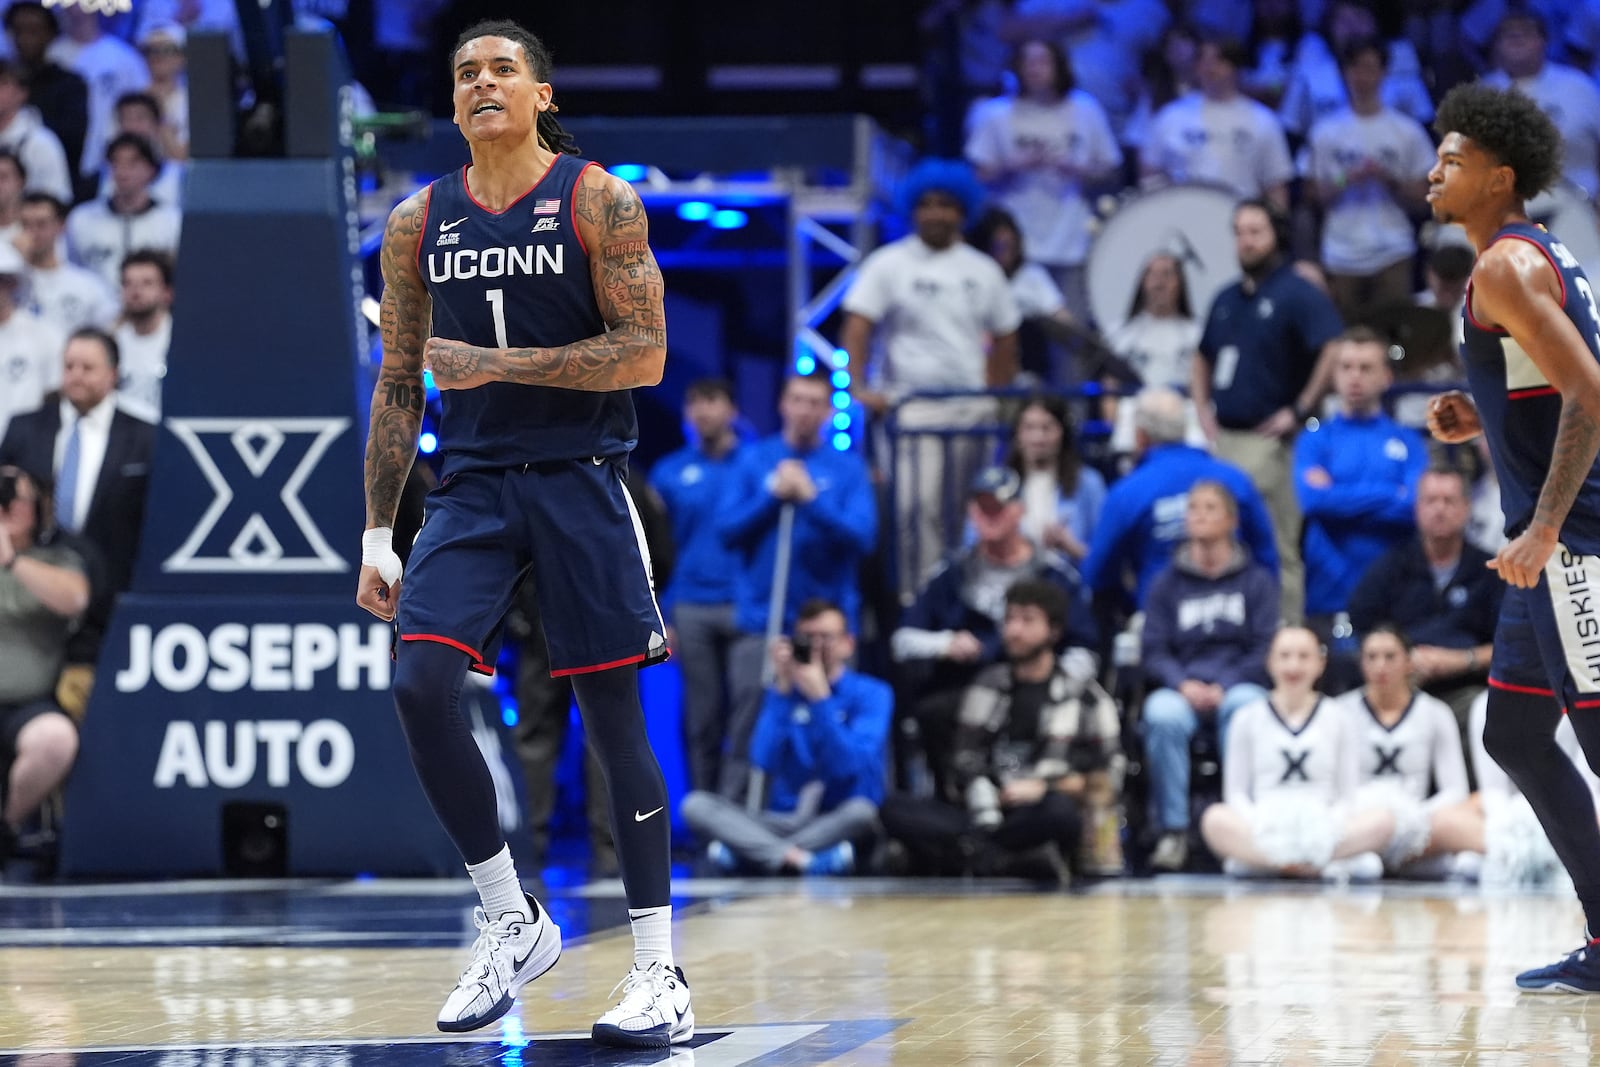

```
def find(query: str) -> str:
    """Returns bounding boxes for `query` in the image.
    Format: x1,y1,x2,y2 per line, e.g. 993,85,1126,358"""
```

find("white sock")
629,905,673,970
466,845,531,922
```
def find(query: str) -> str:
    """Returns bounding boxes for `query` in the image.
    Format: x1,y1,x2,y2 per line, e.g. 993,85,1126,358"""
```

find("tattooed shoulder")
380,189,431,281
574,168,649,242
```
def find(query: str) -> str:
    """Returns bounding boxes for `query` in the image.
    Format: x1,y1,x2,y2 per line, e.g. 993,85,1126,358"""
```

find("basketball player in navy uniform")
1426,84,1600,992
355,20,691,1043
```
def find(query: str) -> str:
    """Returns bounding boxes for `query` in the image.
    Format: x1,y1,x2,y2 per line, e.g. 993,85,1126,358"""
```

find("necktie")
55,415,80,532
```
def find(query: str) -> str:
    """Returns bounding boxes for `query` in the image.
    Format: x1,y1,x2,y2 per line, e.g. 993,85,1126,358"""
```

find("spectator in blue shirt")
1081,387,1278,610
680,598,891,875
717,368,878,800
1294,327,1427,624
1191,198,1344,624
650,378,745,794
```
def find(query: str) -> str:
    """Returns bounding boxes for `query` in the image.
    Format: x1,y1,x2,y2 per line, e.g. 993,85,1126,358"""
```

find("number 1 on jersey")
486,288,508,347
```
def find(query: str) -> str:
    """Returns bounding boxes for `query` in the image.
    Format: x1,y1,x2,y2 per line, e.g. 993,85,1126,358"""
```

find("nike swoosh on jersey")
439,217,470,232
634,806,664,822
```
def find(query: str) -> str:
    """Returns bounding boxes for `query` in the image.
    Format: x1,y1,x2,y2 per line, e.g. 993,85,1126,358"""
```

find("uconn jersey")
420,155,637,476
1224,697,1360,809
1338,690,1468,806
1461,221,1600,552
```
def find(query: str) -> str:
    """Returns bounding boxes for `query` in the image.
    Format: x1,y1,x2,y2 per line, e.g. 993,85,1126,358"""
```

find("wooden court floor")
2,876,1600,1064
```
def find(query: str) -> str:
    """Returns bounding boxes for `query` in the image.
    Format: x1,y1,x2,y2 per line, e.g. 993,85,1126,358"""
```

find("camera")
792,636,814,664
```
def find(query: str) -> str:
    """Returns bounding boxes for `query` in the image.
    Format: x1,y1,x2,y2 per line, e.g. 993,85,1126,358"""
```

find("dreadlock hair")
1434,83,1562,202
451,19,579,156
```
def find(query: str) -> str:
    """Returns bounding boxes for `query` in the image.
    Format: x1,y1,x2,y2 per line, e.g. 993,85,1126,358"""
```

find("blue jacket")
718,435,878,634
750,670,893,811
649,442,742,611
1294,412,1426,616
1080,444,1279,608
1141,544,1278,692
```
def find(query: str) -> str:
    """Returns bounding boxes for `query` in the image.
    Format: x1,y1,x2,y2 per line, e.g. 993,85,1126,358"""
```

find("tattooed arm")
425,168,666,392
357,191,430,620
365,190,431,527
1473,240,1600,588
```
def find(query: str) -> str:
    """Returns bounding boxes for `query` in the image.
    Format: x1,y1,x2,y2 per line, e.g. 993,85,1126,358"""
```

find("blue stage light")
710,209,748,229
832,432,851,451
833,412,851,430
831,370,850,389
676,201,715,221
500,700,518,728
419,432,438,453
832,348,849,368
610,163,647,182
796,354,816,375
832,390,851,410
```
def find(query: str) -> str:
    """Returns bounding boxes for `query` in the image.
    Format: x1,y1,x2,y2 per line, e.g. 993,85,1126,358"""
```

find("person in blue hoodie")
650,378,745,794
1141,479,1279,871
717,368,878,801
1081,386,1279,610
1293,327,1427,627
680,597,891,875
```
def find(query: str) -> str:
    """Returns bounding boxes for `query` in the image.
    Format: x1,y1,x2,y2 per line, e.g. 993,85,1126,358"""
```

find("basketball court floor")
2,873,1598,1064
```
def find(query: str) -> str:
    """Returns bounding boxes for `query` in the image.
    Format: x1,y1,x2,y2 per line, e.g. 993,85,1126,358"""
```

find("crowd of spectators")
0,3,183,870
653,1,1600,885
10,0,1600,893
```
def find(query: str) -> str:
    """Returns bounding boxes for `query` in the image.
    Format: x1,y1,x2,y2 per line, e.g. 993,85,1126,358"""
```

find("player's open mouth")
473,102,503,115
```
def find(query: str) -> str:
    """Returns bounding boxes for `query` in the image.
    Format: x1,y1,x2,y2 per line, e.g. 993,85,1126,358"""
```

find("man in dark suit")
0,327,154,682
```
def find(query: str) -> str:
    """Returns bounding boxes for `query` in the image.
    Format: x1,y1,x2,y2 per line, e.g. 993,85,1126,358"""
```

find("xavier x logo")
1374,745,1403,776
1279,749,1310,784
162,417,350,573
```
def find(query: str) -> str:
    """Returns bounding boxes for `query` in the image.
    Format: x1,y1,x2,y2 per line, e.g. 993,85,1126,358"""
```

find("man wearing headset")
0,465,86,862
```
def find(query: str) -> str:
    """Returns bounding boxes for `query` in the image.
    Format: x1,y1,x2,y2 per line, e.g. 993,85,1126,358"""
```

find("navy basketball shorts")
1490,545,1600,711
397,455,669,677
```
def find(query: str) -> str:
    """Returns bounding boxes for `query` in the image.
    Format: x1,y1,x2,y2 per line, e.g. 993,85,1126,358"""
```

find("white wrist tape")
361,526,403,585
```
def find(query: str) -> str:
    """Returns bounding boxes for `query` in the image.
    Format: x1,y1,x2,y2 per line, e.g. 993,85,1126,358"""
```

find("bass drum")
1528,180,1600,282
1086,183,1239,335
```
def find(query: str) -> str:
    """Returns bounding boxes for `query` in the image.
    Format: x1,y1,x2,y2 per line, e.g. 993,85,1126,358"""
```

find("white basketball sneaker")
437,893,562,1033
591,961,694,1048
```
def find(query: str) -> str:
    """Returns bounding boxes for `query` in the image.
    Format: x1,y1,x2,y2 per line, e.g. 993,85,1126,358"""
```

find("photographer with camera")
0,465,87,864
880,579,1123,882
679,597,891,876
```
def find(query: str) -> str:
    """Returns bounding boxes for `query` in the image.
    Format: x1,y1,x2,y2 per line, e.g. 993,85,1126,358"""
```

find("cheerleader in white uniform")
1341,625,1481,876
1201,626,1395,877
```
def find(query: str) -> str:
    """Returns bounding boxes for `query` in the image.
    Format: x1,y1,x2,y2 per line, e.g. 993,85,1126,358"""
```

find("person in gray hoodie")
1139,480,1279,871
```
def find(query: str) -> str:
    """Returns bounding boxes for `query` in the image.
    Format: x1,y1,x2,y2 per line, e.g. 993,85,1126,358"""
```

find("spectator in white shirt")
0,58,71,205
49,6,147,196
136,23,186,162
66,132,179,290
968,206,1076,384
19,192,114,337
1105,252,1207,453
841,158,1022,593
1140,35,1294,210
97,92,182,207
0,239,63,442
1482,11,1600,202
112,248,170,421
1304,37,1434,321
966,38,1121,324
1278,0,1435,140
